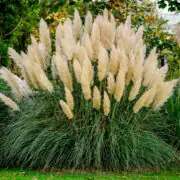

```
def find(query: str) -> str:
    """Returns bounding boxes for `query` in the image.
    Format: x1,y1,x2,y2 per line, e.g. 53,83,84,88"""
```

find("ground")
0,169,180,180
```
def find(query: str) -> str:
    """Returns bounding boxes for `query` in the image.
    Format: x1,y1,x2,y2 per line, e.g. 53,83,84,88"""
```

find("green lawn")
0,169,180,180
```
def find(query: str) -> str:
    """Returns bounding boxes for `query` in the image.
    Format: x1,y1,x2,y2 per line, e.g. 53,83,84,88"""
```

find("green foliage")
158,0,180,12
2,87,178,170
0,0,41,67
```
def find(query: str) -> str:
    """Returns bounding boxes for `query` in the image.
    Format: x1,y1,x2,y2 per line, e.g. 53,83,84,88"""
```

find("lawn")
0,169,180,180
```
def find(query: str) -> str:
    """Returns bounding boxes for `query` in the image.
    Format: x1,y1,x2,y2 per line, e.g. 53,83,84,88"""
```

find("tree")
157,0,180,12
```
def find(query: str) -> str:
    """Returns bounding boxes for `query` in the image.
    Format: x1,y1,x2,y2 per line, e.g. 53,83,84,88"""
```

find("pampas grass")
0,93,19,111
0,9,179,171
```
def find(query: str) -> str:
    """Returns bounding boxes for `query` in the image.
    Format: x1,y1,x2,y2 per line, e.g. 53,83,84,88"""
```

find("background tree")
157,0,180,12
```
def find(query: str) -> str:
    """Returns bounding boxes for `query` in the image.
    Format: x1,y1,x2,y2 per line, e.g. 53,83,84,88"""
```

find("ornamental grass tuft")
0,9,179,171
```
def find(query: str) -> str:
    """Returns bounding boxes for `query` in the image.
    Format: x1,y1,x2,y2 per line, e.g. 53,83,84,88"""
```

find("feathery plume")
103,8,109,21
59,100,73,119
133,90,149,113
65,86,74,110
0,67,23,100
84,34,93,60
91,22,101,59
33,63,53,92
103,91,110,116
40,18,51,54
144,86,156,107
73,59,82,83
81,66,91,100
54,53,73,91
100,20,115,49
0,93,19,111
93,86,101,110
73,9,82,41
84,11,93,36
8,48,22,69
143,48,158,86
83,58,94,85
114,69,125,102
149,65,168,88
129,81,141,101
109,46,119,75
107,72,115,95
153,80,178,109
98,45,108,81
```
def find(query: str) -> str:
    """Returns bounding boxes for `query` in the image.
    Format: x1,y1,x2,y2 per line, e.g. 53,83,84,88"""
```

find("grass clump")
0,9,179,171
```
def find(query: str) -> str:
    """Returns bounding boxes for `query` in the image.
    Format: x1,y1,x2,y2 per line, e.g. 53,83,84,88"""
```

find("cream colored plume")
75,43,87,66
107,72,115,95
65,86,74,110
0,67,25,100
133,90,150,113
40,18,51,54
143,48,158,86
91,22,101,59
56,22,64,53
8,48,22,69
59,100,73,119
0,93,20,111
73,59,82,83
54,53,72,91
144,86,156,107
100,20,115,49
93,86,101,110
153,80,178,109
61,18,76,60
109,46,119,75
73,9,82,41
103,9,109,21
28,36,47,69
84,11,93,36
33,63,53,92
129,81,141,101
149,65,168,88
81,66,91,100
114,69,125,102
118,49,128,74
83,58,94,85
84,34,93,60
103,91,110,116
98,45,108,81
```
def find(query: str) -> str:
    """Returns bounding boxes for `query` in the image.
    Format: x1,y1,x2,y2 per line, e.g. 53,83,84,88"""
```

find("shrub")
0,10,178,171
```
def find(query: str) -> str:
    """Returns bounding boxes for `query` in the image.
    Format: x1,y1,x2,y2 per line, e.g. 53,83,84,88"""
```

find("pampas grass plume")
133,90,149,113
0,93,19,111
114,69,125,102
65,86,74,110
93,86,101,110
129,81,141,101
59,100,73,119
107,72,115,95
98,45,108,81
85,11,93,36
103,91,110,116
73,9,82,41
109,46,119,75
40,18,51,54
73,59,82,83
153,80,178,109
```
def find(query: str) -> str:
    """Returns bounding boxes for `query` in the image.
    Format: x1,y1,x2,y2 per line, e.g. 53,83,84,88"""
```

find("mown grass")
0,169,180,180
